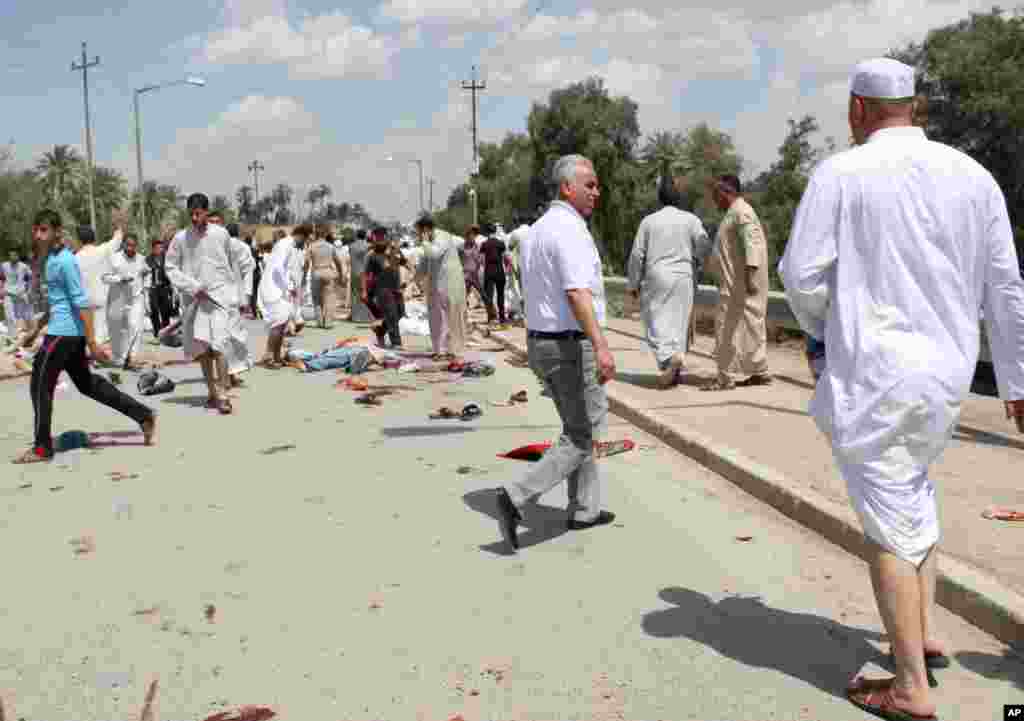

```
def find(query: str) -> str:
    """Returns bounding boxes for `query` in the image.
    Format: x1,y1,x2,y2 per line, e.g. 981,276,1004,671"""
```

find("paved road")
0,319,1021,720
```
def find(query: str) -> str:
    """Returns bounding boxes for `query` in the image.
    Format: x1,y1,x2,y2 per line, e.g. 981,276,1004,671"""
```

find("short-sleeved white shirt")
521,200,605,332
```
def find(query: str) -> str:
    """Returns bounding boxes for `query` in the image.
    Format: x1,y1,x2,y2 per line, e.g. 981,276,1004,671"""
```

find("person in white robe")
287,232,309,335
164,194,250,415
225,223,256,385
414,215,466,358
1,252,33,336
780,58,1024,721
75,213,126,345
103,233,148,369
628,179,712,387
257,225,311,367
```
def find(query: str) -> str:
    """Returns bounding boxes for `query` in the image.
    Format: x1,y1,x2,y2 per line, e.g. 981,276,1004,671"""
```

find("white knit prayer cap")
850,58,915,99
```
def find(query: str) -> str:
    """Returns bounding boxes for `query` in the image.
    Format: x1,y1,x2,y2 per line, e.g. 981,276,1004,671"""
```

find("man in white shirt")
781,58,1024,721
165,193,251,415
2,251,33,336
103,233,148,369
491,154,617,552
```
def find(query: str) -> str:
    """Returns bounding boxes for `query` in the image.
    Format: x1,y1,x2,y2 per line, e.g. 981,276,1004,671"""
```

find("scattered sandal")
12,448,52,465
846,677,938,720
700,378,736,392
217,398,234,415
982,507,1024,521
510,390,528,403
429,406,458,419
738,374,773,387
355,393,382,407
460,403,483,421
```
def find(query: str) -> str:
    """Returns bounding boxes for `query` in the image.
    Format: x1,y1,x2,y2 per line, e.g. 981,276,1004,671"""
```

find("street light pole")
427,178,435,211
415,159,424,215
133,90,146,246
72,42,100,233
133,76,205,247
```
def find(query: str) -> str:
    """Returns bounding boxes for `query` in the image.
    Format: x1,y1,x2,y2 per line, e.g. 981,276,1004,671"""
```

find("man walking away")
628,176,712,387
13,209,155,464
480,223,508,325
781,57,1024,721
491,154,617,551
704,174,772,391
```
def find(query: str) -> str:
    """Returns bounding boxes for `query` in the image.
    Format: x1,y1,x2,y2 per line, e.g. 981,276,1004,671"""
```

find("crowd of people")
7,55,1024,721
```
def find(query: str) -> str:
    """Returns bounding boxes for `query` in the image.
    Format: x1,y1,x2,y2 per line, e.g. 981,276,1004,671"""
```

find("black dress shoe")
495,488,523,550
568,510,616,530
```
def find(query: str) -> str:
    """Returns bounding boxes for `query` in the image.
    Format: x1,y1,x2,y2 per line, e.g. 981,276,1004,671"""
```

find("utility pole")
72,42,100,233
248,160,264,222
462,65,485,224
461,65,486,175
427,178,435,211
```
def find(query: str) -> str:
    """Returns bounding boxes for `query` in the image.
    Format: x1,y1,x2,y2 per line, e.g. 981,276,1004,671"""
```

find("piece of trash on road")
456,466,484,475
108,470,140,481
205,604,217,622
260,444,296,455
139,679,159,721
201,706,276,721
70,535,95,556
735,535,754,542
982,507,1024,522
338,377,369,391
50,485,65,492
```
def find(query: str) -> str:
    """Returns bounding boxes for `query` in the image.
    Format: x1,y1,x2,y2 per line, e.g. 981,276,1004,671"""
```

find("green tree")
526,77,643,271
270,183,293,223
130,181,181,242
65,166,128,241
892,8,1024,265
236,185,254,222
35,144,82,210
748,115,835,289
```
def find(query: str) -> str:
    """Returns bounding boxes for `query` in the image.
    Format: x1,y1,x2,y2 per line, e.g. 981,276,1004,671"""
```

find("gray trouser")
504,335,609,522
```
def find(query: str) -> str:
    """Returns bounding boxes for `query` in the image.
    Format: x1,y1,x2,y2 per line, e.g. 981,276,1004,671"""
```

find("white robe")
628,206,711,368
103,251,147,365
257,236,298,330
226,236,256,375
1,261,33,327
780,126,1024,565
165,224,249,361
75,231,123,344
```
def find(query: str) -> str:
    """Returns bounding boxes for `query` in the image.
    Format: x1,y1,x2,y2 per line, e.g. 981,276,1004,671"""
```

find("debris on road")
70,535,95,556
260,444,296,455
200,706,276,721
139,679,158,721
205,604,217,622
982,507,1024,522
735,535,754,542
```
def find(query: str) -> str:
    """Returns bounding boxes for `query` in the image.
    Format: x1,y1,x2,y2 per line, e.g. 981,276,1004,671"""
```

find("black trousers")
484,272,506,323
149,287,174,336
368,291,402,347
251,270,262,318
30,336,153,456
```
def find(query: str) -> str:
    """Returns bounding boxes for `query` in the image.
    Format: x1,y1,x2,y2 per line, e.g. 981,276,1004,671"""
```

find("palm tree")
316,183,332,219
35,144,83,208
640,131,685,184
236,185,254,222
271,183,293,221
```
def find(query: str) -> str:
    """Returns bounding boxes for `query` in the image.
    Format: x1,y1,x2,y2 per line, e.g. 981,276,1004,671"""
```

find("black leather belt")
527,330,585,340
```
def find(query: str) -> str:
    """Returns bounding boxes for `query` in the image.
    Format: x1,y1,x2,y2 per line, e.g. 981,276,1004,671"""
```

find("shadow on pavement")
954,650,1024,691
952,425,1024,451
646,400,810,418
381,425,477,438
160,395,214,409
641,587,886,701
462,488,570,556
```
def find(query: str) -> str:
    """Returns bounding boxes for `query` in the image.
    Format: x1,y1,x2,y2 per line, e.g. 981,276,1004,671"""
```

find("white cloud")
140,94,474,224
205,10,396,79
379,0,527,26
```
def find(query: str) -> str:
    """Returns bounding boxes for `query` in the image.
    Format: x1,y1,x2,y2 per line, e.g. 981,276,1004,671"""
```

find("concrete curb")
489,329,1024,647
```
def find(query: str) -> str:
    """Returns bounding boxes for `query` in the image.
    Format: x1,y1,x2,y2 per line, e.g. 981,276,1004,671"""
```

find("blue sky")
1,0,998,223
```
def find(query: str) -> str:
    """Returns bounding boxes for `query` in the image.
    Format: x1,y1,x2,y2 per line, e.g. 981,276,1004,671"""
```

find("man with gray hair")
491,154,617,551
781,57,1024,720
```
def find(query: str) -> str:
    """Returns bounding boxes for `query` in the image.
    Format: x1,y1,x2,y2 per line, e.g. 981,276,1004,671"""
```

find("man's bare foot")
142,416,157,446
